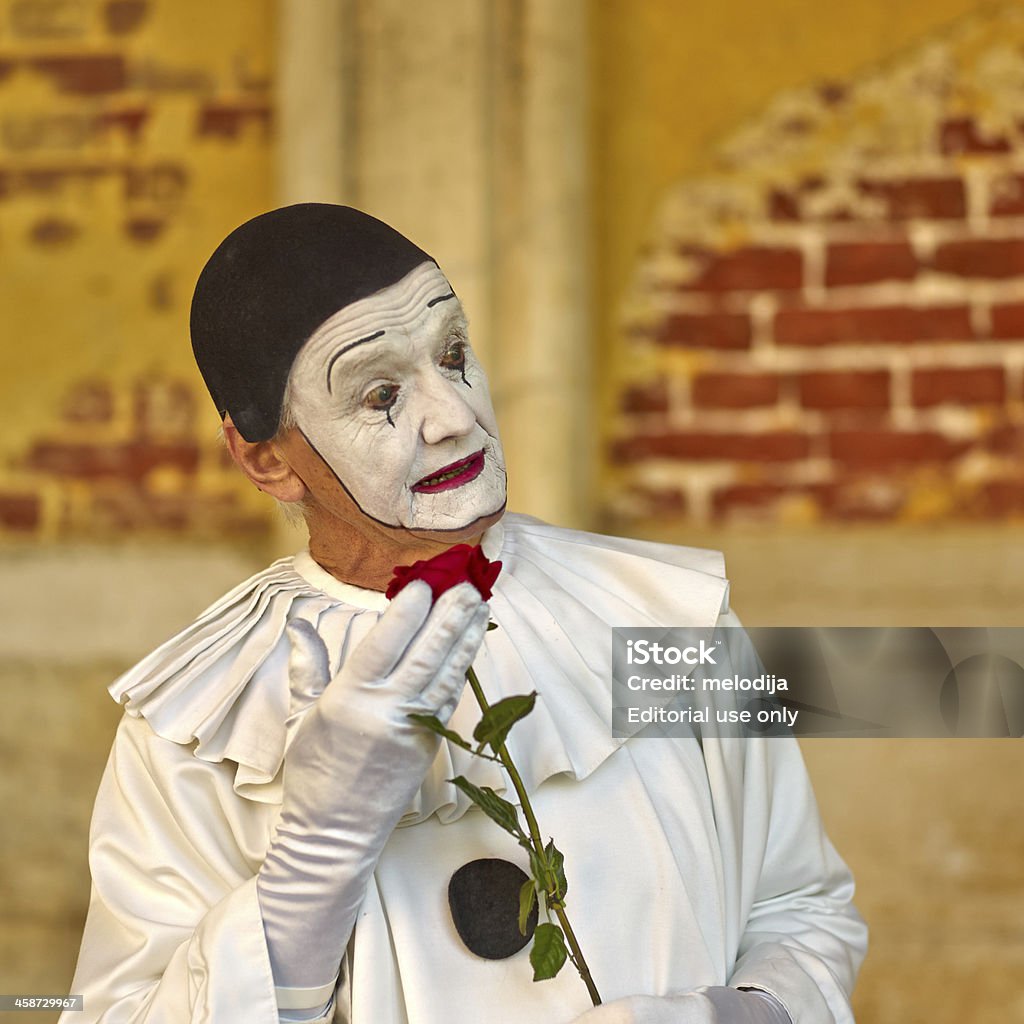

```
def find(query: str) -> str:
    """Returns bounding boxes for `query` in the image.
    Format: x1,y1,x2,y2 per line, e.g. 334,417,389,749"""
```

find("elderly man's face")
285,261,507,535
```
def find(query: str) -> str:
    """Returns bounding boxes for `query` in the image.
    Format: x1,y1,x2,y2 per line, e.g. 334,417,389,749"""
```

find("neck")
304,508,497,592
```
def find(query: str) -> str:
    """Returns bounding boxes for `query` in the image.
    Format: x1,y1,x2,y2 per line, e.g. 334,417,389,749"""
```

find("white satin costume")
63,514,867,1024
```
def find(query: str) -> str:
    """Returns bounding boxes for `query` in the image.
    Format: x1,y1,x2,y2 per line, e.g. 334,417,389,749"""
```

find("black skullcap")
190,203,434,441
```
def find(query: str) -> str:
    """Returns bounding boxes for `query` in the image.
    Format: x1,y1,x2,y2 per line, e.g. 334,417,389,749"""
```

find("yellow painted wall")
590,0,1001,346
0,0,275,465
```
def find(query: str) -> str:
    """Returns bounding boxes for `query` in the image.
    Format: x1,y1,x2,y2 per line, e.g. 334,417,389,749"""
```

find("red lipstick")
411,450,485,493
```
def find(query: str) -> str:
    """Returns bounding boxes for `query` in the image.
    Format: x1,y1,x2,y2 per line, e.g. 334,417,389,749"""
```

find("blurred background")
1,1,1023,1020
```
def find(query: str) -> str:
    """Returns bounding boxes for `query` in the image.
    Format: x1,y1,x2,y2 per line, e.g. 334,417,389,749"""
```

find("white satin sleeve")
711,612,868,1024
62,713,335,1024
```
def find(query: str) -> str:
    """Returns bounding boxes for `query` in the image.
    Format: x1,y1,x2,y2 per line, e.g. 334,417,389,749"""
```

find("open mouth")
411,450,486,493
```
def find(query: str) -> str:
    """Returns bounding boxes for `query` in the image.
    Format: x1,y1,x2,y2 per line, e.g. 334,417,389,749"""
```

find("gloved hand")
571,987,792,1024
257,580,489,1005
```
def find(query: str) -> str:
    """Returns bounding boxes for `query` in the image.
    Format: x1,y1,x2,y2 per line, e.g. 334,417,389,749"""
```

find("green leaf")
472,692,537,751
526,846,547,889
487,621,500,631
544,839,568,901
406,713,473,752
450,776,525,841
518,878,537,936
530,922,568,981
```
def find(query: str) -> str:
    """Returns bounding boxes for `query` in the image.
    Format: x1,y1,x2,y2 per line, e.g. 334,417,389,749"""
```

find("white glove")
571,987,792,1024
257,580,489,1004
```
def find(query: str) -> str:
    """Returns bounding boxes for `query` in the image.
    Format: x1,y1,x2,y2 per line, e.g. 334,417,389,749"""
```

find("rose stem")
465,665,602,1007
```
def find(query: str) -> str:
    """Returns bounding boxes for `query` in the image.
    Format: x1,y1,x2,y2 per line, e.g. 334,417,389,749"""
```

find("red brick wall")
0,374,272,538
609,8,1024,524
0,0,276,541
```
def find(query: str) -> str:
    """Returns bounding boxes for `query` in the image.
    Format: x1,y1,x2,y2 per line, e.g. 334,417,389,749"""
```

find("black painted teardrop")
448,858,537,959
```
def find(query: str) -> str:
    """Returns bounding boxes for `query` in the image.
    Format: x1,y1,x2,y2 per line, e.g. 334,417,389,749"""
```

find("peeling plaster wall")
604,5,1024,526
0,0,278,543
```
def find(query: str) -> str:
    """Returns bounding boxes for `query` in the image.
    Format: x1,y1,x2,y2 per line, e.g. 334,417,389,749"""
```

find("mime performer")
63,204,867,1024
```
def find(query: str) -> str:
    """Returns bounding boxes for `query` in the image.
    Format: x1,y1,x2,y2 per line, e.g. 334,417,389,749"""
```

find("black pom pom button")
448,858,538,959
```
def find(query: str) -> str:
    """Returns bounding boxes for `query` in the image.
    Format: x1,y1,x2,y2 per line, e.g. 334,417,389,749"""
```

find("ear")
222,415,308,503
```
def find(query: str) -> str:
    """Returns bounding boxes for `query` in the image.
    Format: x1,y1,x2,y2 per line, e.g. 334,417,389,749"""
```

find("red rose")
386,544,502,602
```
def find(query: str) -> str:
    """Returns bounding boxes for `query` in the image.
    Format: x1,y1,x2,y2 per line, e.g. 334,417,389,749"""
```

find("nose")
417,369,477,446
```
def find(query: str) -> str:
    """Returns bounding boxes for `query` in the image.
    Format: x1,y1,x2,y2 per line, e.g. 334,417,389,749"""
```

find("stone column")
276,0,592,530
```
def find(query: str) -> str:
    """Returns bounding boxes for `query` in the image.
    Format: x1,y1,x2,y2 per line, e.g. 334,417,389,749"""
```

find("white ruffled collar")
109,514,728,823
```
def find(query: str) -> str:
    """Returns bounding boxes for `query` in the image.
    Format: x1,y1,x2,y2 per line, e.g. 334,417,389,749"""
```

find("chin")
402,500,507,544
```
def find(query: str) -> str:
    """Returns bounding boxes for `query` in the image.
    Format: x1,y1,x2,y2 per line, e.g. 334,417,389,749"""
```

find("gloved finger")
415,604,490,712
286,620,332,698
391,583,483,693
434,689,461,725
347,580,434,680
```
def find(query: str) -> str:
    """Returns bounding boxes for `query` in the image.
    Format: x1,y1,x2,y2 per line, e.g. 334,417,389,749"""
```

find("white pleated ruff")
108,513,730,824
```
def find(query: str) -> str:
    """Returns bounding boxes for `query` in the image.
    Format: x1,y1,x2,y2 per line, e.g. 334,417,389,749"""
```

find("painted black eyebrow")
326,330,386,393
427,291,456,308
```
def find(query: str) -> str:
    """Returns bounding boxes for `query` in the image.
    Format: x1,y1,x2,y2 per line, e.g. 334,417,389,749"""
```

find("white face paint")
287,261,507,532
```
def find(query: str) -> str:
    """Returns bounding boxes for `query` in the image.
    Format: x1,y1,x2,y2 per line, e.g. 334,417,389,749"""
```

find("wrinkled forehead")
294,261,462,374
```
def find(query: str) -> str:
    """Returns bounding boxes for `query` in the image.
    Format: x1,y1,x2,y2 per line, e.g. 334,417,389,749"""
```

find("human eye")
364,383,400,421
439,339,466,372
